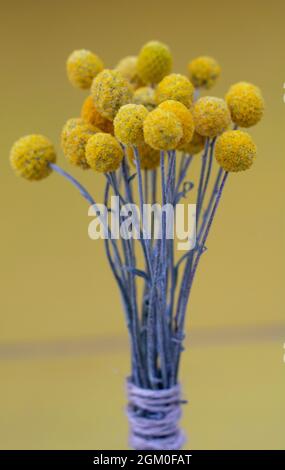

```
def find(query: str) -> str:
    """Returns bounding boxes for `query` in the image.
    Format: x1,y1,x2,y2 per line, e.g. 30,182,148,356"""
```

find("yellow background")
0,0,284,449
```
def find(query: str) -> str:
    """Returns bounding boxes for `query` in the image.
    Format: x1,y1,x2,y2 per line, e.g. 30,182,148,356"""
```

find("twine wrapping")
126,380,186,450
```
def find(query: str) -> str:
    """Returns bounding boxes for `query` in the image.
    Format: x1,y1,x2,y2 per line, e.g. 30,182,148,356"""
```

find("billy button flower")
133,86,156,111
155,73,194,108
215,130,257,172
10,134,56,181
115,56,144,90
136,40,172,84
86,133,123,173
193,96,231,137
91,69,133,121
188,56,220,89
225,81,264,128
158,100,194,148
114,104,149,146
81,96,114,134
66,49,104,90
63,123,99,170
143,108,183,151
127,143,160,170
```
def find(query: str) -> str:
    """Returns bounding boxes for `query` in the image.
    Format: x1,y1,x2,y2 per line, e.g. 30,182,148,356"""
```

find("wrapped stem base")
126,380,186,450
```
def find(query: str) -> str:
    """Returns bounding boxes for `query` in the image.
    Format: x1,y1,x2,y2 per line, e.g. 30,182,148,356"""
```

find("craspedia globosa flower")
115,56,144,89
137,41,172,84
127,143,160,170
193,97,231,137
81,95,114,134
188,56,220,89
158,100,194,147
155,73,194,108
66,49,104,90
133,86,156,110
63,124,98,169
114,104,148,146
10,135,56,181
91,69,133,120
215,130,257,172
180,131,206,155
86,133,123,173
143,108,183,151
225,81,264,128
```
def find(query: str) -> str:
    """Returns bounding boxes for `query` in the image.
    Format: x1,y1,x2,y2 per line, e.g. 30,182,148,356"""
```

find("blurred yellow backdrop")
0,0,284,449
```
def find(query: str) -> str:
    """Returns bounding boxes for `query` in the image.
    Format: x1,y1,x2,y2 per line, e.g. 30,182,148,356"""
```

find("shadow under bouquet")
10,41,264,450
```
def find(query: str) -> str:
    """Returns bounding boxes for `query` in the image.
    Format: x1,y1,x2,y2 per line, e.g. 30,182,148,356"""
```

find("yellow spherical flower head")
133,86,156,111
215,130,256,172
225,82,264,128
193,97,231,137
137,41,172,84
81,95,114,134
158,100,194,148
155,74,194,108
10,134,56,181
86,133,123,173
143,108,183,151
188,56,220,89
61,117,86,149
63,124,97,169
115,56,144,89
180,131,206,155
91,69,133,120
127,143,160,170
66,49,104,90
114,104,148,146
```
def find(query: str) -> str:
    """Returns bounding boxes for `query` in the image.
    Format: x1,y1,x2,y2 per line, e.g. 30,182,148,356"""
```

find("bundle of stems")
51,139,228,390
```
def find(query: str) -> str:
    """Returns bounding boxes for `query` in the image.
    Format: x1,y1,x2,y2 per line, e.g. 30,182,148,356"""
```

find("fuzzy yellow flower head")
61,117,86,149
225,81,264,128
188,56,220,89
158,100,194,147
215,130,256,172
193,97,231,137
155,73,194,108
66,49,104,90
180,131,206,155
133,86,156,110
91,69,133,121
137,41,172,84
114,104,148,146
127,143,160,170
143,108,183,151
86,133,123,173
115,56,144,90
63,124,98,169
10,135,56,181
81,95,114,134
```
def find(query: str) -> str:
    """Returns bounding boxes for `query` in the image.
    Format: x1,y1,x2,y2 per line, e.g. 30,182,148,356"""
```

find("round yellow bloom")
127,143,160,170
63,124,97,169
81,95,114,134
86,133,123,173
155,73,194,108
10,134,56,181
66,49,104,90
114,104,148,146
143,108,183,151
133,86,156,110
137,41,172,84
188,56,220,89
193,97,231,137
91,69,133,120
158,100,194,147
61,119,95,152
215,130,256,172
115,56,144,89
179,131,206,155
225,81,264,128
